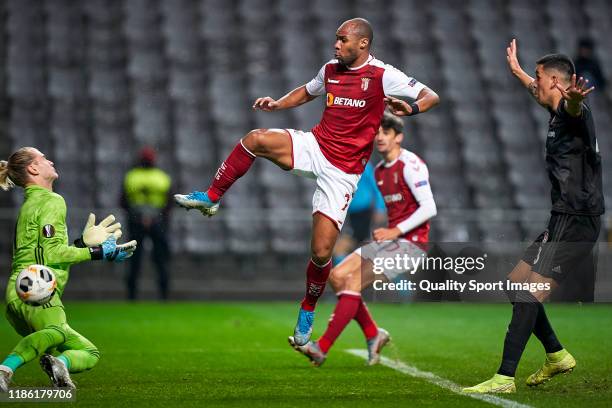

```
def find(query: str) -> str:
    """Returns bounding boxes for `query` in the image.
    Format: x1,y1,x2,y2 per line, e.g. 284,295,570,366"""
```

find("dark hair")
381,112,404,134
536,53,575,81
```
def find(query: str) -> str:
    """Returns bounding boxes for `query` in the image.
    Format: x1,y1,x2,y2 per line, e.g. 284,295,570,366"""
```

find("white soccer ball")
15,264,57,306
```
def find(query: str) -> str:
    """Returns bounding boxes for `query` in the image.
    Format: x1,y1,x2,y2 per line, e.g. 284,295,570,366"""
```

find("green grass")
1,302,611,407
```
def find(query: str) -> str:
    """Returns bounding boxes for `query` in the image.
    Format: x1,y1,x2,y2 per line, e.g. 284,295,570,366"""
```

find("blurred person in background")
121,147,172,301
574,37,606,92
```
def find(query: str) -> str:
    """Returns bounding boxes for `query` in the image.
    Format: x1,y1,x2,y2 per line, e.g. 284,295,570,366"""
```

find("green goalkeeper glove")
74,213,122,248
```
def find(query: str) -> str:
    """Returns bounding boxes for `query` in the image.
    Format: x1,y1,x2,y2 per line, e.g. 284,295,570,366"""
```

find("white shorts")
355,240,427,281
287,129,360,230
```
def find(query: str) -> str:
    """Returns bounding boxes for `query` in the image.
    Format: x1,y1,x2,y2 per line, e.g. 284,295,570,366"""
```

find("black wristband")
74,236,86,248
409,102,420,115
89,246,103,260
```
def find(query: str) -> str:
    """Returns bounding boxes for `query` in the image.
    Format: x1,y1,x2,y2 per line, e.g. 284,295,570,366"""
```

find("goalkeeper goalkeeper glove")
90,237,137,262
74,213,122,247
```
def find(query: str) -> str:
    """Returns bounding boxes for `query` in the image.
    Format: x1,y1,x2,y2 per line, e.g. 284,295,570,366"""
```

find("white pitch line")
346,349,533,408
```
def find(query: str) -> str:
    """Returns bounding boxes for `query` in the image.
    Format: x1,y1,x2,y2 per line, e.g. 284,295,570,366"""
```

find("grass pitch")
1,302,611,407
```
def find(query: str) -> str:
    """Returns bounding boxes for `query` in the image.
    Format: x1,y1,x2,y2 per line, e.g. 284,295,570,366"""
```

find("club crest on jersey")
361,77,370,91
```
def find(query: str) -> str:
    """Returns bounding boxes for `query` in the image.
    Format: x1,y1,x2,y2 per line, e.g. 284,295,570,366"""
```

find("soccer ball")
15,264,57,306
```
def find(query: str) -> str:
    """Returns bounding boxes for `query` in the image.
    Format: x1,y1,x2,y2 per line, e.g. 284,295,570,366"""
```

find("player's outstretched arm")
506,39,538,100
38,199,137,265
555,74,594,117
252,85,317,112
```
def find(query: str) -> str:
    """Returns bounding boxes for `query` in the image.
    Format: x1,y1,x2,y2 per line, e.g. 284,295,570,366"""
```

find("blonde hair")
0,147,37,191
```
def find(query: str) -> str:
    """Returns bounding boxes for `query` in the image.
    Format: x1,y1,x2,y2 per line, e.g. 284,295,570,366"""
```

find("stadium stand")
1,0,611,273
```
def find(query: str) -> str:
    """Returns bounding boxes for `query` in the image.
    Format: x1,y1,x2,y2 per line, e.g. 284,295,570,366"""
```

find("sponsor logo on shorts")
326,93,366,108
414,180,428,187
408,78,417,87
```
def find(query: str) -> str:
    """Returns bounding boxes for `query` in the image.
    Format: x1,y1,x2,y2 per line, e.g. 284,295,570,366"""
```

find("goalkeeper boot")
0,366,12,392
367,328,391,366
174,191,220,217
293,308,315,346
526,349,576,387
288,337,326,367
462,374,516,394
40,355,76,389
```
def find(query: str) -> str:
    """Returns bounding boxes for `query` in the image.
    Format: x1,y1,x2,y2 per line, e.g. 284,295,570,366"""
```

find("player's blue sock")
1,354,25,372
58,355,71,370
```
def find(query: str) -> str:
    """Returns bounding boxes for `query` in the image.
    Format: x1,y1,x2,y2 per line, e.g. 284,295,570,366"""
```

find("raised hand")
506,38,523,75
252,96,280,111
555,74,595,103
82,213,122,247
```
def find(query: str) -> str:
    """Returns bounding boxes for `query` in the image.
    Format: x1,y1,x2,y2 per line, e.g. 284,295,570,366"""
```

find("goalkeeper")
0,147,138,391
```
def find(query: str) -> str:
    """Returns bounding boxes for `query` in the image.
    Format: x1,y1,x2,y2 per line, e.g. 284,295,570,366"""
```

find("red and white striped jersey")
375,149,433,244
305,55,425,174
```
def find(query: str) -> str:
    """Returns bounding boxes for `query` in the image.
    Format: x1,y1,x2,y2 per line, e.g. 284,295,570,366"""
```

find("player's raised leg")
293,213,339,346
174,128,292,215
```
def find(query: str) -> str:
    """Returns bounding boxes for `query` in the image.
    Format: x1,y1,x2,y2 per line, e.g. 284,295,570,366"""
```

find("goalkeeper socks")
354,299,378,340
533,303,563,353
318,292,362,353
207,141,256,202
497,291,539,377
58,355,71,370
300,258,332,312
1,354,24,372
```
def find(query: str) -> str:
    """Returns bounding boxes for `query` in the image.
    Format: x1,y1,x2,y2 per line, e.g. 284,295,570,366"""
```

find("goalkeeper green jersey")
5,185,92,304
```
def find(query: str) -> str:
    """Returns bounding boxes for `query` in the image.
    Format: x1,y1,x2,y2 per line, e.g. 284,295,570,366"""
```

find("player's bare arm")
252,85,318,112
506,39,538,101
384,87,440,116
555,73,595,117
